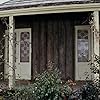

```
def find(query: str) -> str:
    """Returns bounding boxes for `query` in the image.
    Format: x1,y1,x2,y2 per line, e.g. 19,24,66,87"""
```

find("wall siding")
30,18,74,80
0,12,90,82
15,15,74,80
15,14,76,80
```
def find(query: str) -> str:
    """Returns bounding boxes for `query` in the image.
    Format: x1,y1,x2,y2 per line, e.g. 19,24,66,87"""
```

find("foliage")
80,82,99,100
90,55,100,86
3,89,16,100
69,82,99,100
30,67,72,100
69,54,100,100
2,66,72,100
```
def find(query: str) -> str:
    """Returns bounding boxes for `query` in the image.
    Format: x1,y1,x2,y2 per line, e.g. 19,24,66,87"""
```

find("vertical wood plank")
53,21,59,67
58,20,66,79
39,21,47,73
47,20,54,65
32,21,40,78
65,20,74,80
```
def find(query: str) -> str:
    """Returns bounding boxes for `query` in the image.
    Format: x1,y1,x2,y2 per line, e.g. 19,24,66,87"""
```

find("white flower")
35,87,37,89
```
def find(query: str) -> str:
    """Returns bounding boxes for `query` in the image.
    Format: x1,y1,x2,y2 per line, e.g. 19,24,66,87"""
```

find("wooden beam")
93,11,99,82
8,16,15,89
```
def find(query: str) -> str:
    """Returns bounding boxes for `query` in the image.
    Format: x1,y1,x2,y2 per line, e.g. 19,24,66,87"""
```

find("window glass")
77,30,89,62
20,32,30,62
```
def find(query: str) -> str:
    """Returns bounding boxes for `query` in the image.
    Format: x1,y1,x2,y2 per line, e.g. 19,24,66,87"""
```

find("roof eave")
0,0,91,11
0,2,100,17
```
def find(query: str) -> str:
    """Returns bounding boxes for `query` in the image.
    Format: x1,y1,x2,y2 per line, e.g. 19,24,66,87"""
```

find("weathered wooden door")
75,26,93,80
5,28,31,80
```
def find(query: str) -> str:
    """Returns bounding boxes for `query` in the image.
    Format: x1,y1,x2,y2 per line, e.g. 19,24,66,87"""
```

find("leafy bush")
69,54,100,100
79,82,98,100
3,90,16,100
31,67,72,100
3,66,72,100
69,82,98,100
90,55,100,89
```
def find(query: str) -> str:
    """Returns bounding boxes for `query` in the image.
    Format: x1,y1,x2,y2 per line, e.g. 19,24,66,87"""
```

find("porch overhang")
0,3,100,17
1,2,100,89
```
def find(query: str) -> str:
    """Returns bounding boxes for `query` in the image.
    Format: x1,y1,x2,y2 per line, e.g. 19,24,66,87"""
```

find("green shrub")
3,66,72,100
69,54,100,100
69,82,98,100
80,82,98,100
30,67,72,100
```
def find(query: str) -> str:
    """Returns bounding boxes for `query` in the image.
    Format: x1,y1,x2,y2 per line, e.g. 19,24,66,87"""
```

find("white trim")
93,11,99,82
8,16,15,89
93,11,99,56
0,3,100,17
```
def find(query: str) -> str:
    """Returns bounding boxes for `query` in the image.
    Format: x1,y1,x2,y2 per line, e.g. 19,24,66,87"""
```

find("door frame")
4,28,32,80
75,25,93,80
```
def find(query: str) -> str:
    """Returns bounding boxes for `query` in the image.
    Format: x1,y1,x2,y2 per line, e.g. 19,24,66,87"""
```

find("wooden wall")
31,18,74,80
15,14,74,80
5,12,89,81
